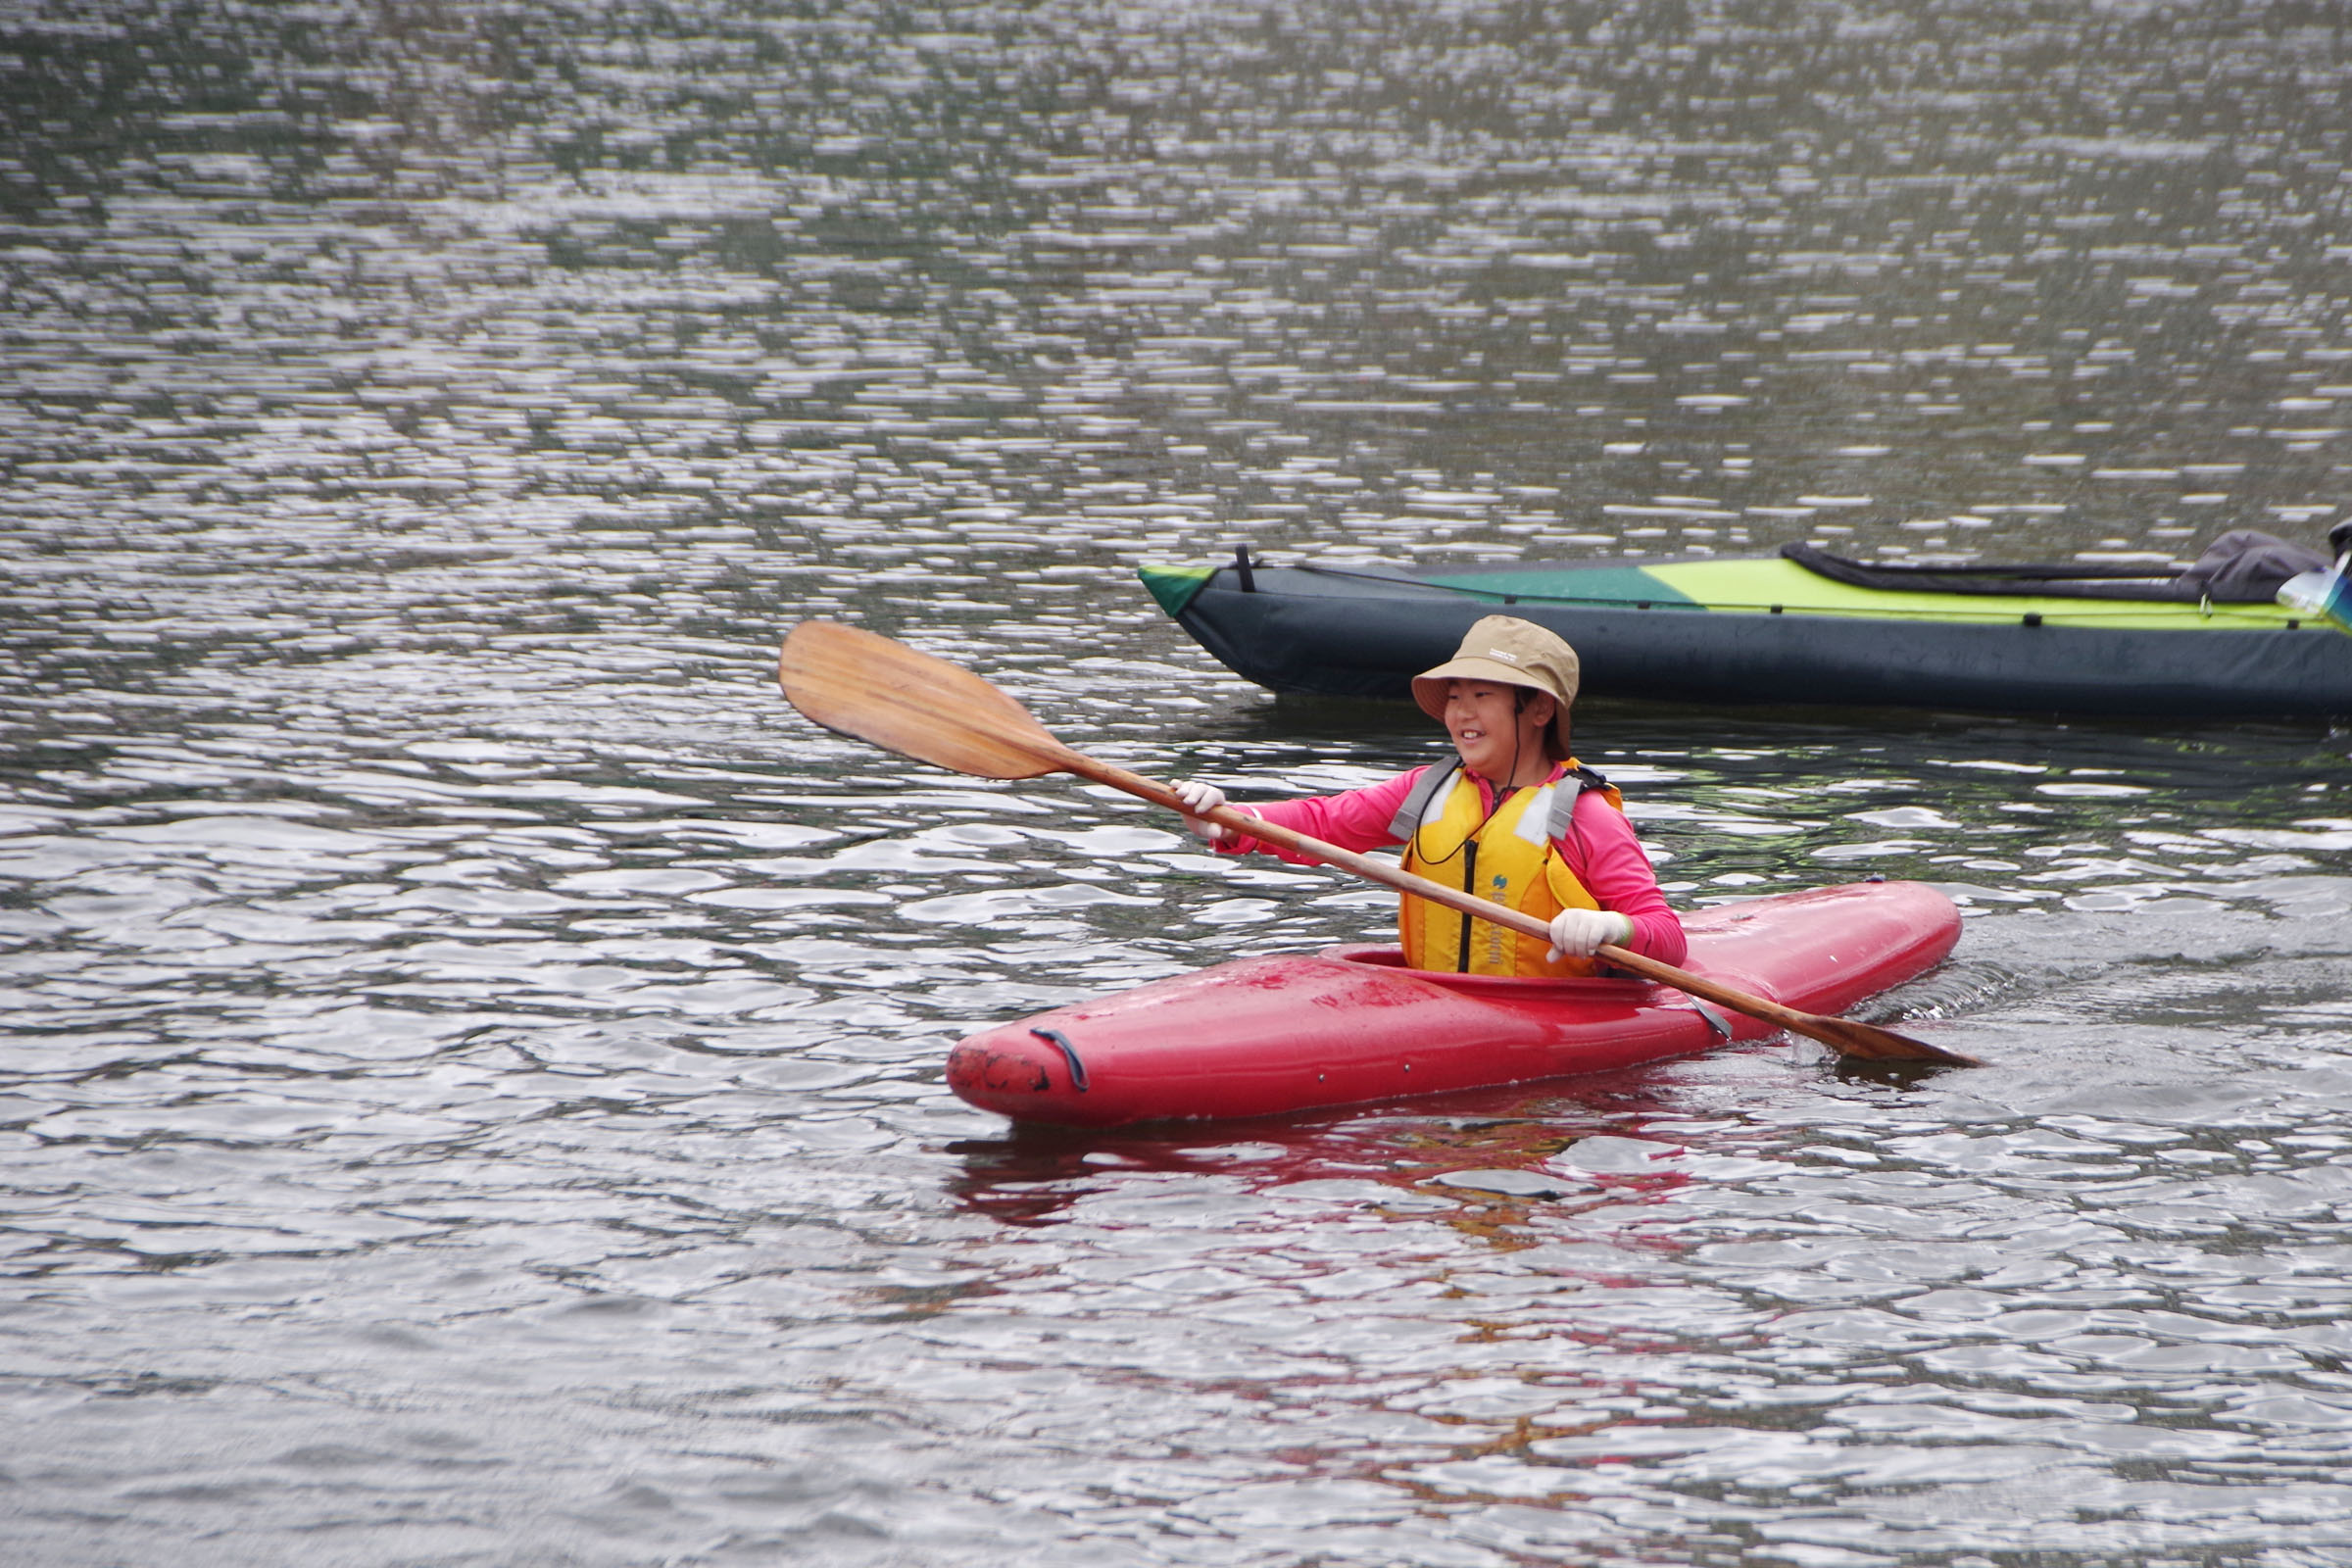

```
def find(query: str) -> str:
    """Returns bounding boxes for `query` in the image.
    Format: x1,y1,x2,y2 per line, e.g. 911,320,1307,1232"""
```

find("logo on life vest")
1487,873,1511,966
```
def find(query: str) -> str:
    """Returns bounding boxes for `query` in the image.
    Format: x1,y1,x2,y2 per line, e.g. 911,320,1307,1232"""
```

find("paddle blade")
1798,1014,1980,1067
777,620,1074,780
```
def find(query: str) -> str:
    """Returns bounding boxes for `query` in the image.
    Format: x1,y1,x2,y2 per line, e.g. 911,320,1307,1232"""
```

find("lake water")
4,2,2351,1564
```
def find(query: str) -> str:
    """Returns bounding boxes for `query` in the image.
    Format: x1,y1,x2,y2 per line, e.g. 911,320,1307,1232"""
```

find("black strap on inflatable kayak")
1030,1027,1088,1092
1779,539,2324,604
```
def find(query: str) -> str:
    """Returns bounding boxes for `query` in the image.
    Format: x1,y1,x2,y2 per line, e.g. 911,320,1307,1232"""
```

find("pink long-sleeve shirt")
1212,761,1688,965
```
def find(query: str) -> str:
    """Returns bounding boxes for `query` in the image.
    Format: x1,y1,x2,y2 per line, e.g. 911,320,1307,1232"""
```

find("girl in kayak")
1173,615,1686,975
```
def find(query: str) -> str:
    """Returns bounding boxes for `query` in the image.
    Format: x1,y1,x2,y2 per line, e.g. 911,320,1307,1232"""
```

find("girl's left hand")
1546,907,1633,960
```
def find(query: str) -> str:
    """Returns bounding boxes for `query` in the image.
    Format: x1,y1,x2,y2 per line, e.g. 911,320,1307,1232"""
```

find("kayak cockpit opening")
1320,943,1656,998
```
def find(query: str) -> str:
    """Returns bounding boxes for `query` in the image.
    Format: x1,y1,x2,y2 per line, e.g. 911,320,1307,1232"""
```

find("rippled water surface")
5,2,2352,1564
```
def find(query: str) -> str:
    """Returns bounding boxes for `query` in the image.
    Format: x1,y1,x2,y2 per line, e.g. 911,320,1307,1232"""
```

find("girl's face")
1441,678,1552,784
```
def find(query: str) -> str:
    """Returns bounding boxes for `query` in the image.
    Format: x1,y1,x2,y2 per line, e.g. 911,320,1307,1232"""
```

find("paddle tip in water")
1592,942,1980,1069
1808,1015,1981,1068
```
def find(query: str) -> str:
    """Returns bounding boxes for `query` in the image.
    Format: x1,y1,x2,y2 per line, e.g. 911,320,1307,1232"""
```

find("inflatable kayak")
947,881,1960,1127
1139,534,2352,718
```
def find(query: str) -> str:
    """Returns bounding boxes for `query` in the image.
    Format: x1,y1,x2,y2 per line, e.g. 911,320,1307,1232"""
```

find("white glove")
1171,779,1229,842
1546,907,1634,961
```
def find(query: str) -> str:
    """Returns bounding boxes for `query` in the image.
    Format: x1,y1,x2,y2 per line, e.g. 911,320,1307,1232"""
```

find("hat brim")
1409,656,1545,720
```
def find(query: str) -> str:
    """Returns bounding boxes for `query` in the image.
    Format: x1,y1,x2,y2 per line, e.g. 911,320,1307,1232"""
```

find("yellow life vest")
1396,760,1626,977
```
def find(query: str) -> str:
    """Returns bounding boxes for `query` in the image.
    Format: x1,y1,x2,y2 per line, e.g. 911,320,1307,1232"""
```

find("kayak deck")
1144,550,2316,630
947,881,1962,1127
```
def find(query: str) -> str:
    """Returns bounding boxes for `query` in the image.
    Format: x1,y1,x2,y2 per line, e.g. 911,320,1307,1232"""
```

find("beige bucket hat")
1410,615,1581,759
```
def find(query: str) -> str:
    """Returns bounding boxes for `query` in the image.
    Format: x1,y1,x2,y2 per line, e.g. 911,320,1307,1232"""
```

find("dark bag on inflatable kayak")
2176,530,2333,602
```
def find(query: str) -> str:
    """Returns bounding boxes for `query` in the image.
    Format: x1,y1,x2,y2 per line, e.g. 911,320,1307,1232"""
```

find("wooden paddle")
777,619,1979,1068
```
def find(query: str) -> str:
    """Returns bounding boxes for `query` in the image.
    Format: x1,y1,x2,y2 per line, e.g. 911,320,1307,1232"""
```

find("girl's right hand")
1172,780,1228,842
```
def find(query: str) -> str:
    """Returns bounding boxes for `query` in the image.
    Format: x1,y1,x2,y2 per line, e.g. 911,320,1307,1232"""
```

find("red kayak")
948,881,1960,1127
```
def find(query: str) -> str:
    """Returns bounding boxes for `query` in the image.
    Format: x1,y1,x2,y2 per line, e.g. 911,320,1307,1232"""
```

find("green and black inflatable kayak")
1140,539,2352,719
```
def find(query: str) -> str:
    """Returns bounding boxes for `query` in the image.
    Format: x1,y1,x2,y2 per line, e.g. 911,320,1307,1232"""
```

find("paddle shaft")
1066,751,1976,1063
1072,754,1572,943
774,619,1976,1067
1074,756,1783,1028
